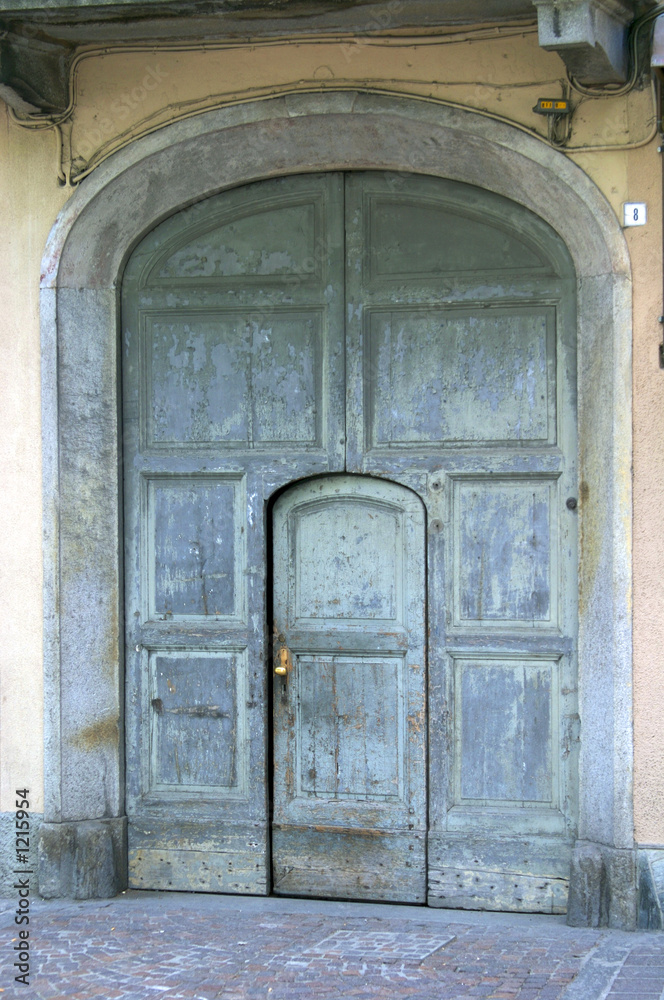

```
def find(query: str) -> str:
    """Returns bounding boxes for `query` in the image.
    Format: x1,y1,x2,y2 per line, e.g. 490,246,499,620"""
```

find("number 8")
634,207,639,221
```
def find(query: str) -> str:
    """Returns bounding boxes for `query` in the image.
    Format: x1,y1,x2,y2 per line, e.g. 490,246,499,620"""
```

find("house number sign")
623,203,647,227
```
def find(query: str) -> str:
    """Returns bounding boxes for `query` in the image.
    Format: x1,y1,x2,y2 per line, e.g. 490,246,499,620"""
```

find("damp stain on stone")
70,715,120,752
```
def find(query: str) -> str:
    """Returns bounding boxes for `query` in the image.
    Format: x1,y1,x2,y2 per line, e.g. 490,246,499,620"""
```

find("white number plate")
623,203,647,227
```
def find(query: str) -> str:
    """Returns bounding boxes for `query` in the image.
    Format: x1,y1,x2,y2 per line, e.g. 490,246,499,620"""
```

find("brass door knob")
274,645,292,677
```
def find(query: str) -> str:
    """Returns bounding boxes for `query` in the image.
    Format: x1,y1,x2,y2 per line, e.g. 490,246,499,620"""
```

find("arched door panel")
272,476,426,902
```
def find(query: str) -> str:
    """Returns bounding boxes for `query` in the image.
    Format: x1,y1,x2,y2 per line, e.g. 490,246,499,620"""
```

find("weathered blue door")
272,476,426,901
343,173,578,912
123,170,577,910
122,174,346,893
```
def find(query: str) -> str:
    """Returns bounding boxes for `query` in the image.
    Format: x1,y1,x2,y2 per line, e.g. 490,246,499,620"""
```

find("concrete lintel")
534,0,634,84
0,0,640,110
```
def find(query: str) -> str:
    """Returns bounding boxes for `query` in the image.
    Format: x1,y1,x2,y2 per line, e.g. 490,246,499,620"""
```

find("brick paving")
604,946,664,999
0,892,663,1000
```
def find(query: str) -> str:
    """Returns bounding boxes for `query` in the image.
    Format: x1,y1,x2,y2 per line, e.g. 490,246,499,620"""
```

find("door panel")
344,172,577,911
147,475,245,621
148,649,246,792
454,477,556,627
123,174,346,893
455,656,557,805
296,655,404,799
272,476,426,902
144,311,323,448
366,307,556,448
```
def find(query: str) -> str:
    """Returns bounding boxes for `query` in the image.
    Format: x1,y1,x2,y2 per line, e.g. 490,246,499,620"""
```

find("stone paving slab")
301,929,456,961
0,892,663,1000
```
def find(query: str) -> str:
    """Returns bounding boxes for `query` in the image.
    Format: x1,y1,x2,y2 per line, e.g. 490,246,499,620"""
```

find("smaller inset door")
271,475,426,902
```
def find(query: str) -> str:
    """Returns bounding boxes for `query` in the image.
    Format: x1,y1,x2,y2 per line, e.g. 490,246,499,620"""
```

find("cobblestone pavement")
1,891,663,1000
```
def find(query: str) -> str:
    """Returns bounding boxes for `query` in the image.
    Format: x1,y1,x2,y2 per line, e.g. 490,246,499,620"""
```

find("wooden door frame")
38,91,635,925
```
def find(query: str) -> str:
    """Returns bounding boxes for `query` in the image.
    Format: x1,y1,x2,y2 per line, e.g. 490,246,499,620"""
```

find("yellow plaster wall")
629,141,664,845
1,27,662,844
0,108,69,813
65,30,653,183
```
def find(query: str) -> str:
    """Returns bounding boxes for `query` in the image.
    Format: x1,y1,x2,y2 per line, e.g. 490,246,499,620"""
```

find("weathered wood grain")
428,835,572,912
272,827,426,903
428,834,572,877
428,868,567,913
130,848,268,894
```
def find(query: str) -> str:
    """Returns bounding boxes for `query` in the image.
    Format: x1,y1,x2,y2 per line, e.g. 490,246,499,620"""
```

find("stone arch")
38,92,634,924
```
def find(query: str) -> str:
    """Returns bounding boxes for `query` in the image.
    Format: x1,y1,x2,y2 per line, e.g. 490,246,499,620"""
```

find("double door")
123,171,578,909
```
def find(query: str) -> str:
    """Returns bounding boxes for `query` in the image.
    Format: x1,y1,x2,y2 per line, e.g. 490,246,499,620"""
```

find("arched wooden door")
272,475,426,902
123,171,577,910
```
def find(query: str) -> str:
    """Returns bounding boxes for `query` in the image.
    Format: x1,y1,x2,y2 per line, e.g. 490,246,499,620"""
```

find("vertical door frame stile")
38,93,634,926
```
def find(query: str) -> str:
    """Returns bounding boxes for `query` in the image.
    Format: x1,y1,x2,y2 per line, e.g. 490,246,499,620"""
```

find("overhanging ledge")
533,0,635,83
0,0,645,112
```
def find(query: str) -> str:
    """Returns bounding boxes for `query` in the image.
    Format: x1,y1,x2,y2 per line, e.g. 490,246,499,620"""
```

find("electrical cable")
5,17,661,181
66,74,663,184
8,22,538,130
563,75,659,152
